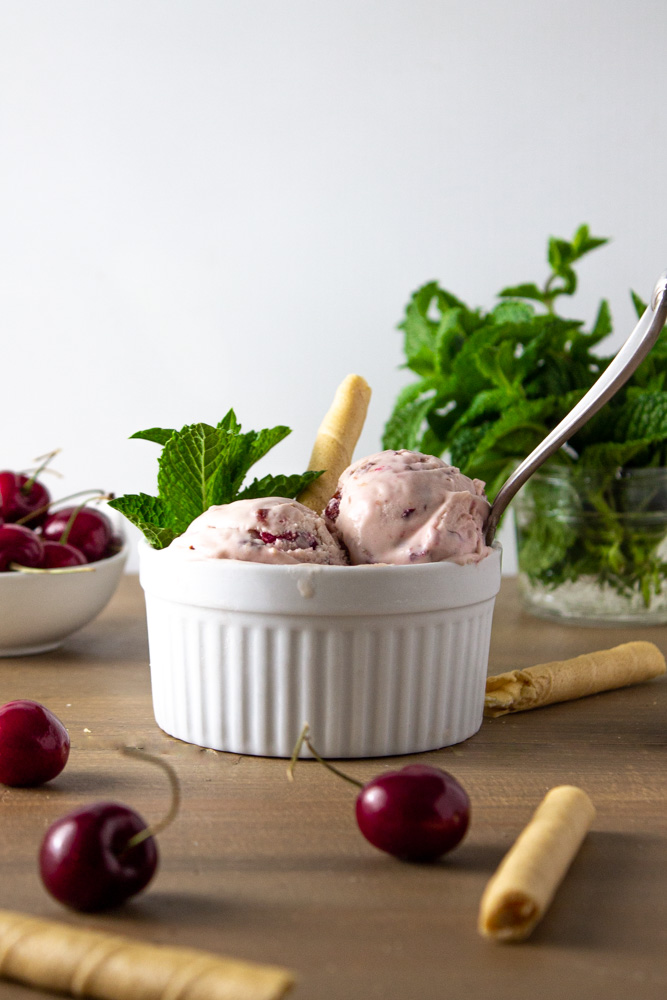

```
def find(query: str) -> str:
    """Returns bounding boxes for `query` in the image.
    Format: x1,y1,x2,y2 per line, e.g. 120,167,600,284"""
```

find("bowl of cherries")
0,463,128,656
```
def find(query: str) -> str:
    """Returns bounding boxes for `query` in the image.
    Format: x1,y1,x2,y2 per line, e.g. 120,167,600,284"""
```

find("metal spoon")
484,269,667,545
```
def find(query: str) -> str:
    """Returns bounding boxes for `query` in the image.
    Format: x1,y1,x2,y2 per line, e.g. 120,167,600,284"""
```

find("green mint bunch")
109,410,323,549
383,225,667,604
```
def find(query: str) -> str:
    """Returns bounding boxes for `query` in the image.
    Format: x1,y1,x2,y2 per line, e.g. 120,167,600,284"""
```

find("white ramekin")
139,543,502,758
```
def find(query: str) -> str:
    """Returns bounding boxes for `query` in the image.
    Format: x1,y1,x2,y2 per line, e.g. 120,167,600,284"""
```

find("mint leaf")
217,408,242,434
571,224,608,257
610,390,667,442
398,283,482,378
383,394,435,452
130,428,176,446
157,423,228,526
541,226,608,308
400,286,439,376
108,493,179,548
382,378,439,450
576,439,655,470
448,424,490,473
237,470,323,501
462,397,558,473
448,387,516,429
435,308,468,373
113,413,322,548
473,341,519,392
588,299,613,344
448,324,508,398
498,282,547,304
490,300,535,324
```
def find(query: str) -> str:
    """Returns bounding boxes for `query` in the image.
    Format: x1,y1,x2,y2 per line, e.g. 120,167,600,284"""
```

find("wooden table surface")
1,575,666,1000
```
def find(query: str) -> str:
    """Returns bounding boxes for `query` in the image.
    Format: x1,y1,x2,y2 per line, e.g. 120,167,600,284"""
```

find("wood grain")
1,576,666,1000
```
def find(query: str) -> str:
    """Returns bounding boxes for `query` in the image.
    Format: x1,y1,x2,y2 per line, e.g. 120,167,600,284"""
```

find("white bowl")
139,543,502,758
0,546,129,656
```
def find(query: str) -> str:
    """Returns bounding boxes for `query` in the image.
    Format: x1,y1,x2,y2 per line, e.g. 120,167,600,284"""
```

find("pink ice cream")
323,449,492,565
169,497,348,565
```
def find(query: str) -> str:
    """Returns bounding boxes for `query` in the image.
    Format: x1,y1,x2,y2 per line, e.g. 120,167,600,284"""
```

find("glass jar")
513,466,667,626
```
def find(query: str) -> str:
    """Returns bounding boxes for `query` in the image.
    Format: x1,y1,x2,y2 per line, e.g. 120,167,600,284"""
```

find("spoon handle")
485,270,667,545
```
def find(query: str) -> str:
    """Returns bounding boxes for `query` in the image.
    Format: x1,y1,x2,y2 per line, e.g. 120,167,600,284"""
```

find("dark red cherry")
41,507,113,563
0,471,50,526
16,475,51,526
39,801,159,911
39,541,87,569
0,472,23,520
289,727,471,862
0,523,44,571
0,700,70,786
355,764,470,861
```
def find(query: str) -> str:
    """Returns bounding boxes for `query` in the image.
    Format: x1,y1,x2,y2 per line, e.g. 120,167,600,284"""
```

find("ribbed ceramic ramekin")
139,543,502,758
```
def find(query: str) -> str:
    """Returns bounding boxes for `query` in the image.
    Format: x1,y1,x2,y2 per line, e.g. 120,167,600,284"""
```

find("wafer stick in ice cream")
297,374,372,513
478,785,595,942
0,909,294,1000
484,641,666,717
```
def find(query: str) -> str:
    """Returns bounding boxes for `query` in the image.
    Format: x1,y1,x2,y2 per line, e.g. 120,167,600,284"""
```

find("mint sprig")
109,410,323,549
384,224,667,605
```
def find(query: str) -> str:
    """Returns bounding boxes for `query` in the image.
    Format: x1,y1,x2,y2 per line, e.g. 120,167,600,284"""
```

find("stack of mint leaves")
109,410,322,549
383,225,667,603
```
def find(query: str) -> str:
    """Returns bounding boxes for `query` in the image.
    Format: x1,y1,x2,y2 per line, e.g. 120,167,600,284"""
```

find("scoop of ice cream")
169,497,348,565
324,449,491,565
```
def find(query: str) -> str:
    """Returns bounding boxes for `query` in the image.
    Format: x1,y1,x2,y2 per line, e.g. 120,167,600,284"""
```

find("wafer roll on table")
484,641,666,717
478,785,595,942
297,374,371,513
0,910,294,1000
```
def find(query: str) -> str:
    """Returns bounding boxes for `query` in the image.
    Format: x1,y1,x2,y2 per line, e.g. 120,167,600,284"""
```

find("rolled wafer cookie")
478,785,595,942
484,641,665,717
297,374,371,513
0,909,294,1000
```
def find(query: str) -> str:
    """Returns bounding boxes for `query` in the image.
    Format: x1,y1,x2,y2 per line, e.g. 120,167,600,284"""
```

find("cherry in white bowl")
0,540,128,657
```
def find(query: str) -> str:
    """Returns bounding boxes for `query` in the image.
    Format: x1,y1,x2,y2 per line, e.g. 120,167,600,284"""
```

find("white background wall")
2,1,666,572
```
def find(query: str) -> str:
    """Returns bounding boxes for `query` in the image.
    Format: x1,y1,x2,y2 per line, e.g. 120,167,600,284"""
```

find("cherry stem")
9,562,95,574
20,449,62,494
118,746,181,854
14,489,113,527
286,723,363,788
59,493,115,546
